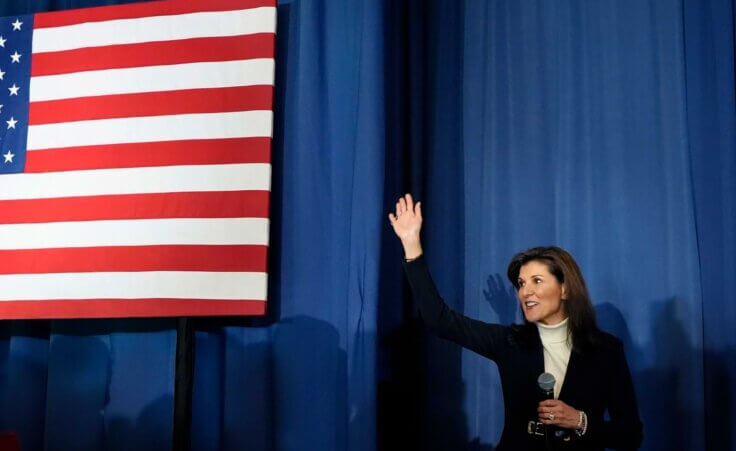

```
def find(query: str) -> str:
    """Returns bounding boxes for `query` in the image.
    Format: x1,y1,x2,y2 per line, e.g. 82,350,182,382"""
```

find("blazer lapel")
558,349,582,402
530,327,547,401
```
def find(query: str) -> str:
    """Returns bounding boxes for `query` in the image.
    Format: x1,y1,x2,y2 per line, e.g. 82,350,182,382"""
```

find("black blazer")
405,256,643,450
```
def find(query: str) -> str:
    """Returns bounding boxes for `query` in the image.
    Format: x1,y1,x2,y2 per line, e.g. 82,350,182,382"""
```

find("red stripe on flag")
0,191,270,224
25,138,271,172
34,0,276,28
0,299,267,319
29,85,273,125
0,245,268,274
31,34,275,77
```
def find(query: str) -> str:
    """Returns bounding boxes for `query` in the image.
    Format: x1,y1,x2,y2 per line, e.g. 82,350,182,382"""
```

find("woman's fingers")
537,400,579,428
538,401,557,423
538,407,558,425
395,195,418,218
405,193,414,212
390,194,422,225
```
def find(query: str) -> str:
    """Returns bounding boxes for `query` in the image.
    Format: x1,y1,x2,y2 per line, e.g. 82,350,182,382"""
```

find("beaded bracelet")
575,411,588,436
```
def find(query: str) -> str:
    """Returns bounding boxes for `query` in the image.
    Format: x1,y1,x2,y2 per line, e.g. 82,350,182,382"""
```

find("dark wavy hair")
507,246,599,353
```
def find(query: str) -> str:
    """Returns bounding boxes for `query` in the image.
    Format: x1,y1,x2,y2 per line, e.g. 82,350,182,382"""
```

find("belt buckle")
527,420,545,437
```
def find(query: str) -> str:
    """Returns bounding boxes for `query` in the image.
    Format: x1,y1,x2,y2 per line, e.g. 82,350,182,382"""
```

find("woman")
388,194,643,450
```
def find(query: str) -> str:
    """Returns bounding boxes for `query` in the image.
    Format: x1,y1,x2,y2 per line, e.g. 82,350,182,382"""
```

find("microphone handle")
542,389,559,451
542,390,552,450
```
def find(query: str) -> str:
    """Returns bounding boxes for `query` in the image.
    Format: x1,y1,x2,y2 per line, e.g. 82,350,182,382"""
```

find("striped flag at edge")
0,0,275,319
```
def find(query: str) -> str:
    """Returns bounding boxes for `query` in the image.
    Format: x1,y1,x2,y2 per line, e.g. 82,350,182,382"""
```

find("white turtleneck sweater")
536,318,571,399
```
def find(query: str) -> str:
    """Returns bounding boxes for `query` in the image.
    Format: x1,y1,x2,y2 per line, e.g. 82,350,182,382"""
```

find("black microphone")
537,372,570,446
536,372,556,449
537,372,555,399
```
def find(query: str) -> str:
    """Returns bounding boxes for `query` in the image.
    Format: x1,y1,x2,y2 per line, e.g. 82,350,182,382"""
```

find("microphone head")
537,372,556,392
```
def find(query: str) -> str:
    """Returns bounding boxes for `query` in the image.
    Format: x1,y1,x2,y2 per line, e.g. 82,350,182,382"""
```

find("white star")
11,19,22,31
0,69,5,80
0,105,3,112
10,51,20,63
8,84,18,96
6,117,17,129
3,150,14,163
0,36,6,48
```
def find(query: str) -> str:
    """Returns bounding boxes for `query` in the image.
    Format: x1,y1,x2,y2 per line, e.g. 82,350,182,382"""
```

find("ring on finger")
549,413,555,421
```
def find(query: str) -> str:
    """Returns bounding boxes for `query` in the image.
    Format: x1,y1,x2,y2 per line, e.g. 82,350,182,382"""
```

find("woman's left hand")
537,399,581,430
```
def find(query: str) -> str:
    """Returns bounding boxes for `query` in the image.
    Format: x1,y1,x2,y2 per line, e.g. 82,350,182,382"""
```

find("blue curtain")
1,1,734,450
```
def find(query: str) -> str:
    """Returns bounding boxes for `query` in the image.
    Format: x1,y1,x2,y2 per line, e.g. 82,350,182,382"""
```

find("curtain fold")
683,0,736,447
0,1,734,450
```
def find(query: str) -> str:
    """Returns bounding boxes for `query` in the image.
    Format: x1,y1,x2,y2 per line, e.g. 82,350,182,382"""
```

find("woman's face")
517,260,567,325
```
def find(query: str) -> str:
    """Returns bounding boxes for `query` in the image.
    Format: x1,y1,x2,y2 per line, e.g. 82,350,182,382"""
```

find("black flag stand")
172,317,195,451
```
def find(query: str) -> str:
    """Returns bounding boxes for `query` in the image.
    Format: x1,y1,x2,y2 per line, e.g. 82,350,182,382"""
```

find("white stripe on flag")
29,59,275,102
0,271,268,301
0,164,272,200
0,218,270,249
27,111,273,150
32,7,277,53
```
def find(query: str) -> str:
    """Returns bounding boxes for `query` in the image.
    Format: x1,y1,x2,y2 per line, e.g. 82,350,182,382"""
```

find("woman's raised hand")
388,194,423,259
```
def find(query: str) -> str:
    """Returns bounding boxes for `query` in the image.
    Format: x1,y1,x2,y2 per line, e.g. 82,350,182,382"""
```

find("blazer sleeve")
588,339,644,450
403,255,507,361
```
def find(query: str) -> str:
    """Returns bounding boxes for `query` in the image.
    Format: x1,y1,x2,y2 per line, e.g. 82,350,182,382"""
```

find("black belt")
527,421,572,442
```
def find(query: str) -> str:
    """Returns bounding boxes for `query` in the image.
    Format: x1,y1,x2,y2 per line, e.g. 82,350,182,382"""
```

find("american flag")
0,0,275,319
